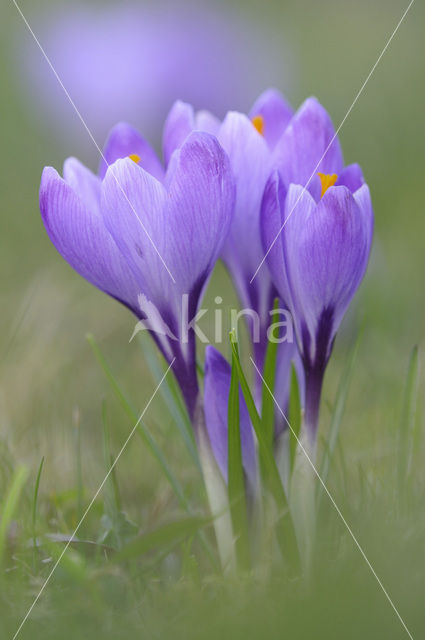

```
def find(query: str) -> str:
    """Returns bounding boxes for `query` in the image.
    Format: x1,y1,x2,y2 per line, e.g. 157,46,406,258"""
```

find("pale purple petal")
40,165,140,314
260,171,292,308
218,112,273,315
101,132,234,333
249,88,293,149
195,110,221,136
337,163,364,192
99,122,164,181
163,100,195,167
274,97,344,199
283,185,372,364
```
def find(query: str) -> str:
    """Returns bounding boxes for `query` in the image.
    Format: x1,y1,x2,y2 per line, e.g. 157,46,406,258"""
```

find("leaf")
32,456,45,550
317,333,361,508
97,512,138,550
230,332,299,571
113,516,208,562
227,350,250,570
397,346,419,499
288,365,302,475
0,466,28,565
261,298,280,446
102,401,122,515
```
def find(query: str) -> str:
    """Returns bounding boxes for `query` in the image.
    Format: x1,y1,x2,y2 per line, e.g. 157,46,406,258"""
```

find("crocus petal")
337,163,364,192
163,100,195,167
195,110,221,136
165,131,235,298
249,88,293,150
40,165,140,314
283,184,372,364
204,346,256,487
98,122,164,181
218,112,273,315
63,157,102,214
260,171,292,308
101,131,234,334
274,97,344,199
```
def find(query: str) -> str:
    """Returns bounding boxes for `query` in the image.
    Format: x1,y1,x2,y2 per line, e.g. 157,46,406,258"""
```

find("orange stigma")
128,154,141,164
251,114,264,136
318,172,338,198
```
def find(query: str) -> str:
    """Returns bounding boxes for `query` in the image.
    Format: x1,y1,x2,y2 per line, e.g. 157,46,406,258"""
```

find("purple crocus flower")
261,167,373,448
39,124,235,420
163,91,300,416
204,346,256,490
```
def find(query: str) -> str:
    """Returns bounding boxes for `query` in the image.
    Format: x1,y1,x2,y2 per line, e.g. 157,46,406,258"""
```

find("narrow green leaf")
261,298,280,446
289,365,302,474
102,401,122,514
228,350,250,570
73,409,83,519
317,333,361,507
114,516,208,562
0,466,28,566
230,332,299,570
32,456,44,550
398,346,419,499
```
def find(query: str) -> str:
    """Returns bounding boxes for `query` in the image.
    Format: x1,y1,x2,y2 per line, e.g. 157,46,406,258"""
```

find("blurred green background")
0,0,424,638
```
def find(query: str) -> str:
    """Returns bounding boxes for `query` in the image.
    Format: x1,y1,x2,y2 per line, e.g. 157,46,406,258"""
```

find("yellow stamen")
128,154,141,164
318,172,338,198
251,114,264,136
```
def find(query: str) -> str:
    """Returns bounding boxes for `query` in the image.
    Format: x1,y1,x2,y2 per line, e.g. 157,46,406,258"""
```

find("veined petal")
101,158,171,318
163,100,195,167
249,88,293,149
63,157,102,214
40,165,140,313
274,97,344,198
260,171,292,308
204,346,256,487
99,122,164,181
101,132,234,333
165,131,235,296
218,112,272,291
284,185,372,363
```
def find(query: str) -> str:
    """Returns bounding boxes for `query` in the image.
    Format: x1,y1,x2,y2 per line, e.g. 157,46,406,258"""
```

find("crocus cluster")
39,89,373,484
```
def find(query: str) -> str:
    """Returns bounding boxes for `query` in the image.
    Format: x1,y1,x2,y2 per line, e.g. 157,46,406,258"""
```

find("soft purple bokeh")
20,1,292,149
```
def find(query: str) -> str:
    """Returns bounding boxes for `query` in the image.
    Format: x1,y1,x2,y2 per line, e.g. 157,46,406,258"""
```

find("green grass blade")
114,516,208,562
230,332,299,570
0,466,29,566
228,350,250,570
32,456,44,551
289,365,302,474
398,345,419,499
102,401,122,514
261,298,280,446
73,408,83,520
317,334,361,507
